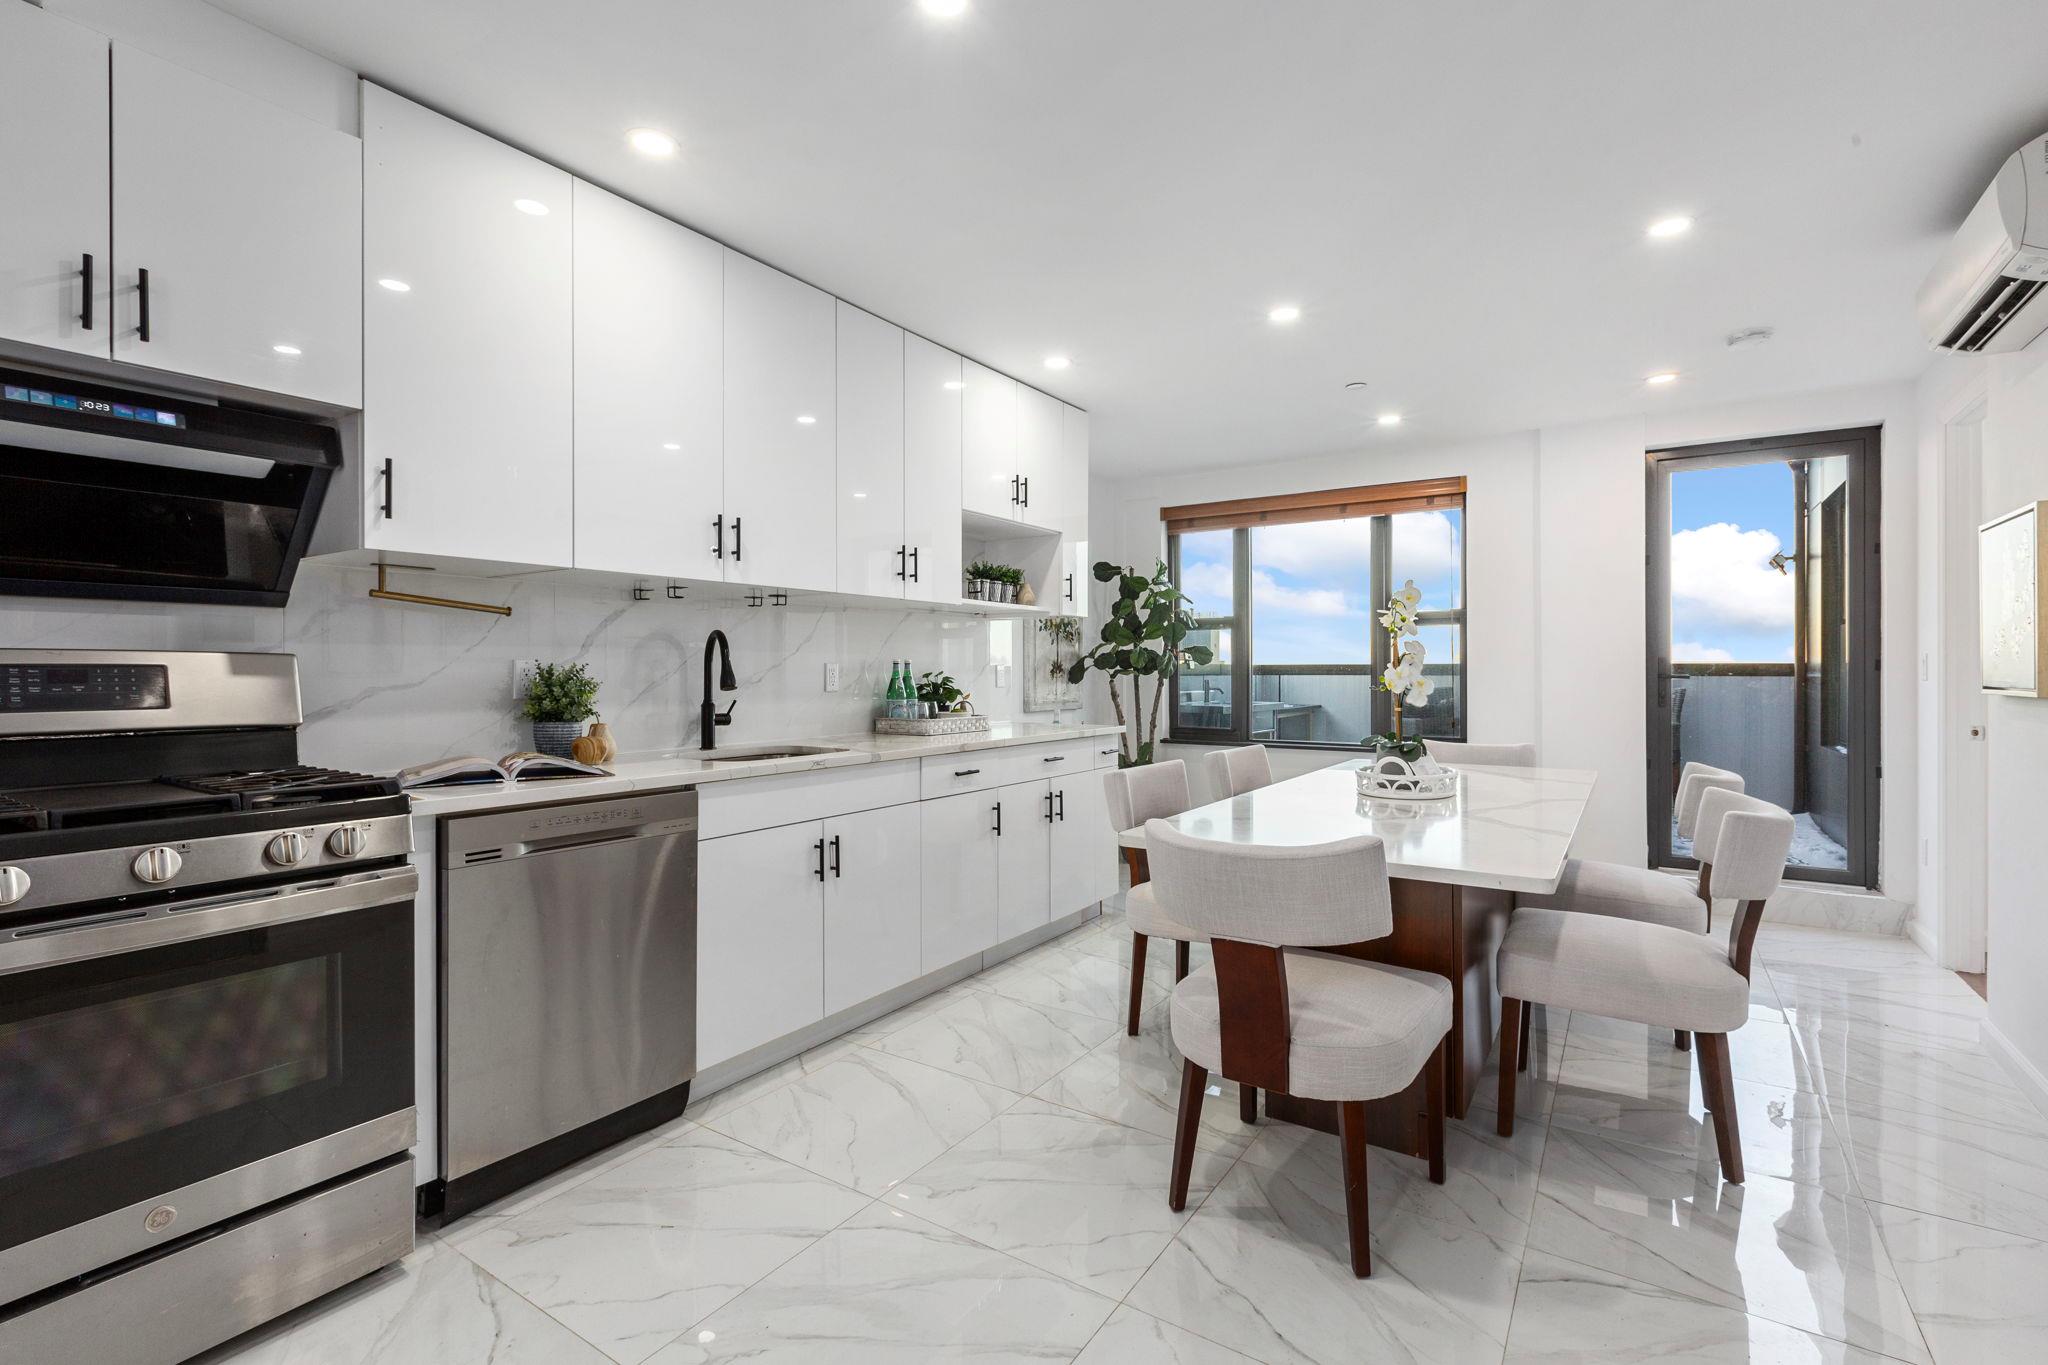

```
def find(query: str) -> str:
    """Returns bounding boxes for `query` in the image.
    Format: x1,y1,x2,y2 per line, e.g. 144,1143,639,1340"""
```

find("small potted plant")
965,559,1001,601
916,670,969,714
523,661,600,757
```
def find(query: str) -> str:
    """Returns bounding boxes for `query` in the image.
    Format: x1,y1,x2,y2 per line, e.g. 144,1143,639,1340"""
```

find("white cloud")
1671,640,1735,663
1249,518,1374,575
1670,522,1793,633
1250,569,1354,617
1390,510,1459,582
1177,559,1234,614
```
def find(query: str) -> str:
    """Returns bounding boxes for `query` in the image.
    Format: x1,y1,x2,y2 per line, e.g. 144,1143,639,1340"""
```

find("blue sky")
1668,461,1796,663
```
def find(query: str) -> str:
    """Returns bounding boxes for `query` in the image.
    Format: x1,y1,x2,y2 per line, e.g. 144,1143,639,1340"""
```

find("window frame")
1162,479,1469,751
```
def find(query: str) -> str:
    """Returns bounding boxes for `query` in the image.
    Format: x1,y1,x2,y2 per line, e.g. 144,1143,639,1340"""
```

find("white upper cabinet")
0,4,109,362
961,359,1019,520
361,84,572,567
903,335,964,603
573,181,724,581
1014,385,1062,530
723,250,836,591
834,302,907,598
1057,405,1092,608
111,45,360,405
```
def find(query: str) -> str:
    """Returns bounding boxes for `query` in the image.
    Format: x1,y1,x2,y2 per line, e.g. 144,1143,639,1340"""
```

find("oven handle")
0,864,419,976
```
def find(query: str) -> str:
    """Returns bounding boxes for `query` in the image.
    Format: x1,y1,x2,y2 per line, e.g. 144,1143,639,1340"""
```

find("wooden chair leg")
1175,939,1191,982
1517,1000,1533,1073
1337,1099,1373,1278
1127,932,1149,1036
1238,1084,1258,1124
1698,1033,1743,1183
1169,1058,1207,1212
1496,996,1521,1137
1425,1037,1447,1185
1673,1029,1692,1052
1122,847,1150,887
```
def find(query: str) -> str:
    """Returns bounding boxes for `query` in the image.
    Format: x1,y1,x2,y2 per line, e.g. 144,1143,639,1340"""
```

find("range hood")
0,366,339,607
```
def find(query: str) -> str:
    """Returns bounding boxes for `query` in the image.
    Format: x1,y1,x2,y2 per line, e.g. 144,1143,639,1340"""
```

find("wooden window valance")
1162,476,1465,535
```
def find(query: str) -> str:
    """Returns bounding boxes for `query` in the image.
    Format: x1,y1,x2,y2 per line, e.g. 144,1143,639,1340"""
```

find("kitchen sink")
700,744,853,764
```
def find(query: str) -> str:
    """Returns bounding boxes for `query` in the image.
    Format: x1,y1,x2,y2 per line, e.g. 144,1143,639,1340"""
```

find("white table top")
1163,761,1597,896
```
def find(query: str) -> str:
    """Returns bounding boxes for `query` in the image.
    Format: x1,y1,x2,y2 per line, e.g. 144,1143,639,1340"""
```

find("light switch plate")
824,662,841,692
511,659,537,700
995,664,1010,688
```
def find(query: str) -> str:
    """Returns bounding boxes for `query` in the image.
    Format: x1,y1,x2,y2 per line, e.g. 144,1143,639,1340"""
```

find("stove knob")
132,846,182,884
266,831,309,866
327,825,367,858
0,866,29,907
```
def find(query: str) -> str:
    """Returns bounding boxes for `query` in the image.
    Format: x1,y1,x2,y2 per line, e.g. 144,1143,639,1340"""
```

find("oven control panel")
1,663,170,713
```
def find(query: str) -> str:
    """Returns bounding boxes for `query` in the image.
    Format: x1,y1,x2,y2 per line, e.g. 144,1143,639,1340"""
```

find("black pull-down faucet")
700,629,738,750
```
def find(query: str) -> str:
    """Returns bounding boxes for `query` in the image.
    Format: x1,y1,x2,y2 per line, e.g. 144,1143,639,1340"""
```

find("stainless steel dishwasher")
430,788,697,1221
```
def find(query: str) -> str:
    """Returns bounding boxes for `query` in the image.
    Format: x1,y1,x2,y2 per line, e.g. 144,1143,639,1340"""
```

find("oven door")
0,866,416,1308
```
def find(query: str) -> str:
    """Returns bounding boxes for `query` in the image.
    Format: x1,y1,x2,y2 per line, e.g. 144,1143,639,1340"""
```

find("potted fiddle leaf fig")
1066,560,1213,767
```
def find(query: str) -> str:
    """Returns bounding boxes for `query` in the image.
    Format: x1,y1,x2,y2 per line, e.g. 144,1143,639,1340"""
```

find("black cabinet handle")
713,514,725,560
731,516,743,561
379,458,394,519
830,834,841,878
1064,573,1074,602
136,267,150,342
1042,755,1065,764
992,803,1002,836
813,837,826,881
953,768,980,777
896,545,907,581
1056,790,1066,821
1010,475,1020,506
1044,790,1055,822
910,546,920,582
79,253,93,330
1020,476,1030,507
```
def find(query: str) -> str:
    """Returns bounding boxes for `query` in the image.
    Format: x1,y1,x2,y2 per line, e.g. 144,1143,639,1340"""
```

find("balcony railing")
1176,663,1463,745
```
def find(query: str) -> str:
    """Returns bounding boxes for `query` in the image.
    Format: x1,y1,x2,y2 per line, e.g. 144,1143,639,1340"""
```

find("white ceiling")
213,0,2048,476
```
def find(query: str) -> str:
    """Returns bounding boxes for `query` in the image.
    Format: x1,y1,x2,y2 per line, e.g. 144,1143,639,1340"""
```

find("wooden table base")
1260,879,1511,1158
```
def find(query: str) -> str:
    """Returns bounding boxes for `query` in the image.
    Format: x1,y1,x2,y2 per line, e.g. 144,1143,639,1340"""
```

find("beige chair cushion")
1124,881,1209,944
1170,951,1451,1101
1117,825,1147,850
1497,908,1750,1032
1519,858,1706,932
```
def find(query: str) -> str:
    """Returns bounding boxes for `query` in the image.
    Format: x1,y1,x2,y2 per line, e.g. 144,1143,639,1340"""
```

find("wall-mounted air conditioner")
1917,131,2048,353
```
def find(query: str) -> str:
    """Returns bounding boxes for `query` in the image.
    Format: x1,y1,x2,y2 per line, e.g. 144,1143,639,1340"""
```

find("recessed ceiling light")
1646,215,1693,239
661,442,681,451
796,414,817,424
943,379,965,390
1725,326,1774,349
627,127,679,158
1344,380,1369,391
513,198,550,216
920,0,969,17
852,491,868,499
1043,355,1071,370
376,277,411,293
1376,412,1402,427
272,344,302,356
1267,304,1301,324
1645,371,1679,385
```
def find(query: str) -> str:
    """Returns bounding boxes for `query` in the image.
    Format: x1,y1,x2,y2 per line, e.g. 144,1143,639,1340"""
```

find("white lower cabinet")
1049,770,1118,913
921,789,1001,970
822,802,923,1015
996,780,1053,943
697,820,827,1070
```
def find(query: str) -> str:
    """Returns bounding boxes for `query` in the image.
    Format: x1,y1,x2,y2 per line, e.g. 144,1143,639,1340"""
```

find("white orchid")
1396,579,1423,610
1405,676,1435,707
1377,603,1413,633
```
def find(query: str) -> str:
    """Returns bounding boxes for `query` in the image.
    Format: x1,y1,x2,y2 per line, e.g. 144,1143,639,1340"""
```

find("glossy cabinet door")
573,180,724,580
1013,384,1062,530
1049,769,1117,914
961,359,1018,520
723,249,836,591
921,789,1000,971
361,84,572,566
822,802,923,1015
1056,404,1092,608
111,44,361,405
995,780,1053,943
834,302,907,598
903,335,964,603
0,3,109,361
697,821,827,1070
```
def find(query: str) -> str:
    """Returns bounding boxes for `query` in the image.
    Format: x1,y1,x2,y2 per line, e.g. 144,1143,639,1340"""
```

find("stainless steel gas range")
0,650,417,1364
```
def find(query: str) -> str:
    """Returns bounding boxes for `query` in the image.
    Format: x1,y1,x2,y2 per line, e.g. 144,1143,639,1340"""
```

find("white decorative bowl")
1356,753,1459,800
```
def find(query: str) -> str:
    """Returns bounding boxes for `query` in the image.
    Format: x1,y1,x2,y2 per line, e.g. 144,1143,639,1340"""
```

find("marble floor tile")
1127,1160,1525,1365
1754,926,1931,970
885,1098,1236,1297
451,1127,872,1363
977,940,1171,1023
1829,1090,2048,1242
1562,1008,1819,1094
643,1204,1116,1364
870,988,1120,1092
1071,1306,1261,1365
683,1034,870,1125
1505,1250,1910,1364
197,1237,611,1365
438,1118,694,1247
704,1046,1018,1195
1031,1007,1256,1156
1526,1126,1930,1363
1867,1204,2048,1365
1792,1023,2032,1127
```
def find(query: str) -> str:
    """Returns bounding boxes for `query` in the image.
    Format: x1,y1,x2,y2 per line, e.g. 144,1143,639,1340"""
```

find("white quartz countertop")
401,722,1127,818
1164,760,1598,895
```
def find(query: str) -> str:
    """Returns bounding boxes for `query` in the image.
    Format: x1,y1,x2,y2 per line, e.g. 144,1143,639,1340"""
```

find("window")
1164,478,1466,747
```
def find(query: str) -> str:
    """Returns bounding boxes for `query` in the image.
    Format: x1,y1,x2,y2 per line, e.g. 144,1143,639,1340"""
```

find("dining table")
1161,758,1597,1158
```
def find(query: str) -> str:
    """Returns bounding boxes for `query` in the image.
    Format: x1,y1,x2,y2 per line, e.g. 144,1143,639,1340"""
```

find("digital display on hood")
3,384,186,429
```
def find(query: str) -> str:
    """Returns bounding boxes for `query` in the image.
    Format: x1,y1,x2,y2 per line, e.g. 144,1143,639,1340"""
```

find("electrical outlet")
994,663,1010,688
511,659,537,700
824,662,841,692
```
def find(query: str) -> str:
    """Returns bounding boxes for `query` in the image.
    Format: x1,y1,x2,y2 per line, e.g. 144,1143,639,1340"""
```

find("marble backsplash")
0,562,1065,774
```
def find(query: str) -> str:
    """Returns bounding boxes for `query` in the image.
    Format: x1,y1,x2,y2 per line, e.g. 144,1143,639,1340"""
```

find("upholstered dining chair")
1102,760,1206,1034
1494,787,1795,1183
1146,820,1451,1277
1422,740,1536,767
1203,743,1274,798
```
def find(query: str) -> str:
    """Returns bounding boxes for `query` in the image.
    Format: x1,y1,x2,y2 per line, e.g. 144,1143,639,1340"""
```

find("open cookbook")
396,752,611,788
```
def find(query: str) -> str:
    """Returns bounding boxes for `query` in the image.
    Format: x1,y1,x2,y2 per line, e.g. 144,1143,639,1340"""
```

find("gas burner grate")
167,766,401,807
0,792,46,834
